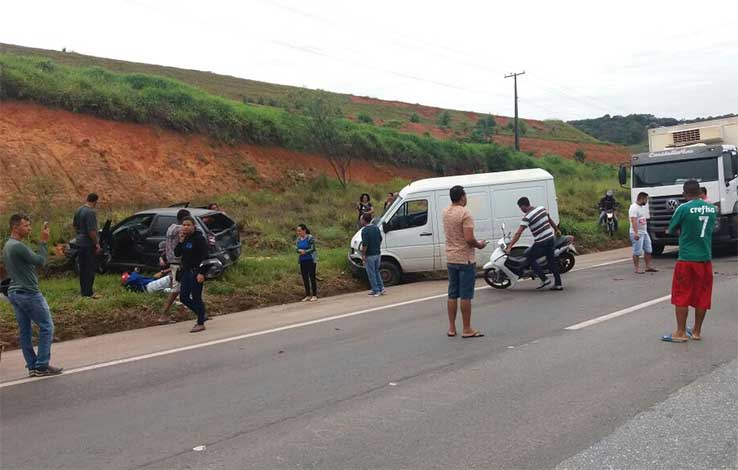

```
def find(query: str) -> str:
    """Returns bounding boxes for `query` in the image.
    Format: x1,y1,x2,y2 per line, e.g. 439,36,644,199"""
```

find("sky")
2,0,737,121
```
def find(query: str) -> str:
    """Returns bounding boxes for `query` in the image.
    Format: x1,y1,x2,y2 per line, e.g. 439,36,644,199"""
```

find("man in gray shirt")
73,193,100,298
3,214,63,376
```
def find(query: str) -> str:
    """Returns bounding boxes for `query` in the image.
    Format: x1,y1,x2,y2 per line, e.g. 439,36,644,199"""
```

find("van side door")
383,194,434,272
491,184,547,245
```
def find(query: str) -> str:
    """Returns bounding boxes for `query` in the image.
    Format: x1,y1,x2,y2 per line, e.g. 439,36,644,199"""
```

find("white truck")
619,116,738,255
348,168,559,285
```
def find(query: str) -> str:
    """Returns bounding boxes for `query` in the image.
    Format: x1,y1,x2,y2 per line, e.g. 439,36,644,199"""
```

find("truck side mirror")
618,165,627,187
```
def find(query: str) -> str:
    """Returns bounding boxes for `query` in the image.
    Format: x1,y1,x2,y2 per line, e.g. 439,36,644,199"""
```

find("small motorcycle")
604,209,617,237
482,224,577,289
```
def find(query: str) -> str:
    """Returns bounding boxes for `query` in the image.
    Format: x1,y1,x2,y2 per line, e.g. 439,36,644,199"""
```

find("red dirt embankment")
493,135,631,164
0,101,432,210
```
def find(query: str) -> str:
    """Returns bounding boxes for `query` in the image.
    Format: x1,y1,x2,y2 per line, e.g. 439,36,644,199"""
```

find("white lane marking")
577,258,630,270
0,255,632,389
0,290,470,389
564,294,672,330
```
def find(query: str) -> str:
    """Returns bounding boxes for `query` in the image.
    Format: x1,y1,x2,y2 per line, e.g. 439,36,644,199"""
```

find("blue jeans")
180,270,206,325
365,255,384,294
8,292,54,370
526,238,562,286
447,263,476,300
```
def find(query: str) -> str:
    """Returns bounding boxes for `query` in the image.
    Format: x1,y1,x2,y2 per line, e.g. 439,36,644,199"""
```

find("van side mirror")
618,165,628,187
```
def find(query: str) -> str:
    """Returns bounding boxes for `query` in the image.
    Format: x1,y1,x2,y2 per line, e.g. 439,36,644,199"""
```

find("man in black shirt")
174,216,209,332
73,193,100,298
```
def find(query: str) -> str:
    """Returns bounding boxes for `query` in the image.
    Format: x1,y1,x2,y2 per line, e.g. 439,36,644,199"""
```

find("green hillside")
0,43,599,144
569,113,737,147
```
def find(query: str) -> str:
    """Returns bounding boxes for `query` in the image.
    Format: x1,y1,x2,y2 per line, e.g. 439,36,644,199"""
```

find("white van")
348,168,559,285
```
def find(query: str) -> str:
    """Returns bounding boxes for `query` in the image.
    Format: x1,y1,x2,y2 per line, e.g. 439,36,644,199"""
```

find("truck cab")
623,145,738,254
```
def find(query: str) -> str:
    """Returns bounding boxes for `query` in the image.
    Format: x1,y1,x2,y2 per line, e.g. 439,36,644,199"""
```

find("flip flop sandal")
645,268,659,273
447,332,457,337
462,331,485,338
661,334,688,343
686,327,700,340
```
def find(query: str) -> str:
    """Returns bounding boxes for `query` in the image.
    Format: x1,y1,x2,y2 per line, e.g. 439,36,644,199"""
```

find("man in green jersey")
663,180,717,343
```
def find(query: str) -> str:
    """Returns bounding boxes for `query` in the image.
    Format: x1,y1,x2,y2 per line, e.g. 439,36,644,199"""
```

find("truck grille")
648,195,687,232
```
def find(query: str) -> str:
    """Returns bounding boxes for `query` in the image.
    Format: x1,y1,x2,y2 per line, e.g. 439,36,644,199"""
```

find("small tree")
409,112,421,123
437,111,451,128
574,148,586,163
297,90,351,189
469,114,496,143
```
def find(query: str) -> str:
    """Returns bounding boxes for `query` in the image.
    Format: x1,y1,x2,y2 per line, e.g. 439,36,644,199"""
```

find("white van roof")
400,168,553,195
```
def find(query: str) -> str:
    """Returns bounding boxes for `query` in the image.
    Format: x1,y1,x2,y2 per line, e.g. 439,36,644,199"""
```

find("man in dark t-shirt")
361,213,385,296
73,193,101,298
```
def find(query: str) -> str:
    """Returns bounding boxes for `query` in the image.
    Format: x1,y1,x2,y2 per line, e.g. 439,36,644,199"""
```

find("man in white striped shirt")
505,197,563,290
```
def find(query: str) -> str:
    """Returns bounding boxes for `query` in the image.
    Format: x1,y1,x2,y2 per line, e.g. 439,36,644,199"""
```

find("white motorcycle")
482,224,577,289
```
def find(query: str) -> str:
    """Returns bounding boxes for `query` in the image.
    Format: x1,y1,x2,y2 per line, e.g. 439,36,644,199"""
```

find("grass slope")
0,43,600,144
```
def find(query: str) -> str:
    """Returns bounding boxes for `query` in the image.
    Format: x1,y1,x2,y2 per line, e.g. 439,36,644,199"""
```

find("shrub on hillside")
437,111,451,128
409,112,421,123
357,112,373,124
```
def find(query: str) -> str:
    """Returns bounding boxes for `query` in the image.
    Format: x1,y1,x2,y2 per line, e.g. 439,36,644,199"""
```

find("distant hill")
568,113,738,147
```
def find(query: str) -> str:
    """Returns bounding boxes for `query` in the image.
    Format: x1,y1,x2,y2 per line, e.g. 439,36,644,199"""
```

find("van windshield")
633,158,719,188
377,196,403,224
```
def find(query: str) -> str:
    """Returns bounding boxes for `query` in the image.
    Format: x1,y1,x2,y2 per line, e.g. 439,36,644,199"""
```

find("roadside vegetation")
0,162,628,347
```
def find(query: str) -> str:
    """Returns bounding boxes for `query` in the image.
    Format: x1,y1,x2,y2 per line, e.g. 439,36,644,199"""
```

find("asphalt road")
1,252,737,470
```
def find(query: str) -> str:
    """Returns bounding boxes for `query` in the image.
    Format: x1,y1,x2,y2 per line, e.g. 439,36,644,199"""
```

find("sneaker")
33,365,63,376
368,291,376,296
190,324,206,333
550,285,564,291
536,279,552,290
301,296,311,302
380,290,387,295
28,369,36,377
310,296,318,302
373,293,381,297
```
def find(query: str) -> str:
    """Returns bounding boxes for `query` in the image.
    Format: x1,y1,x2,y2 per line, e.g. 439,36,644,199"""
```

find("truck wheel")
380,260,402,286
652,243,665,257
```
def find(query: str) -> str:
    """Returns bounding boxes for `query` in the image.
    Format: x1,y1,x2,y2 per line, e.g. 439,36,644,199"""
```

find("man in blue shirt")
361,213,385,297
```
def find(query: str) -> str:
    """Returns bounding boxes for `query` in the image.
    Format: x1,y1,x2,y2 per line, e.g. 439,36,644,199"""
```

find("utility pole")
504,71,525,151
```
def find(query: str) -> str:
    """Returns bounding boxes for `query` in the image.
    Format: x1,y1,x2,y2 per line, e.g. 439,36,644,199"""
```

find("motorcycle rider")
505,197,563,291
598,190,619,229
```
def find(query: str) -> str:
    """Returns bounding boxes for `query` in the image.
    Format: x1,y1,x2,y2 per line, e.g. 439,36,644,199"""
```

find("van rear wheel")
380,260,402,286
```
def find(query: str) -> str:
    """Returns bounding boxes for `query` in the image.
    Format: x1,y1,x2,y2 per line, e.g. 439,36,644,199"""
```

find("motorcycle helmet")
606,190,614,197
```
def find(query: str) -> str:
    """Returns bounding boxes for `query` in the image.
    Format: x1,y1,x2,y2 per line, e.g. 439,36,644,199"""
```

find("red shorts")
671,261,713,309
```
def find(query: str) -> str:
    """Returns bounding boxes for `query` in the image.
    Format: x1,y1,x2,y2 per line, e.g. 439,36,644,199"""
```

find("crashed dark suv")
66,208,241,278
